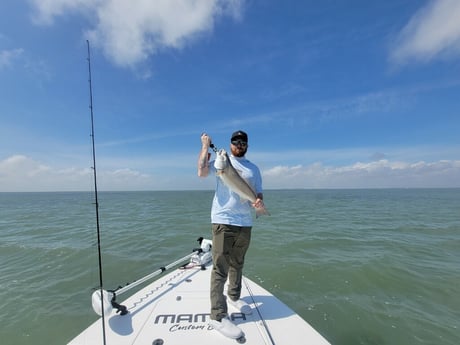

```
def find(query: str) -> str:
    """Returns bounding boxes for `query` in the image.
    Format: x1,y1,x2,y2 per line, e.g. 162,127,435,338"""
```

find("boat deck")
69,262,330,344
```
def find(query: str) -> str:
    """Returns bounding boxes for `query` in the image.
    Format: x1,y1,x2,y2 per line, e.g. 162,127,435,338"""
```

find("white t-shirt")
209,155,263,227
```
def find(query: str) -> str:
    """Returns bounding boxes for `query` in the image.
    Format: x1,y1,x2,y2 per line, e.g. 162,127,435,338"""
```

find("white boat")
68,238,331,345
76,42,331,345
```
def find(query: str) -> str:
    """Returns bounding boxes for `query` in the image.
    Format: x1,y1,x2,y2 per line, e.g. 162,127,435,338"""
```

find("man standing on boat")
197,130,265,339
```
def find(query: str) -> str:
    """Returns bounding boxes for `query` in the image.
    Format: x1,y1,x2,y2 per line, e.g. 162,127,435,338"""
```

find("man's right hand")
201,133,212,149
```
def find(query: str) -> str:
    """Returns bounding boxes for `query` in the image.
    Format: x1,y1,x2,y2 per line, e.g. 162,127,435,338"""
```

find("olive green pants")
210,223,252,321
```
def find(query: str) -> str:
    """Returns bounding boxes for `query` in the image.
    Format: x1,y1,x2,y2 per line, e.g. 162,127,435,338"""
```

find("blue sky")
1,0,459,192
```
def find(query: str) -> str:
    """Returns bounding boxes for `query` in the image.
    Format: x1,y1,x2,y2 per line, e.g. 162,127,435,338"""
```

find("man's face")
230,139,248,157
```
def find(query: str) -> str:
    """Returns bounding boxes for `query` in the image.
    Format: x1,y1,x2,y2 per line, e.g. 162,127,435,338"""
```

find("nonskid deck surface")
69,263,330,344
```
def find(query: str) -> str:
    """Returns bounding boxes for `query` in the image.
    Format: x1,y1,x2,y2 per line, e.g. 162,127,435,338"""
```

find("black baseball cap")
231,130,248,142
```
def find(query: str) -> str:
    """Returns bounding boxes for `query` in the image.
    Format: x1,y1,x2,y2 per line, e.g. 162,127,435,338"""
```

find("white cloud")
0,155,88,191
1,154,459,192
30,0,96,24
0,48,24,69
0,155,153,192
30,0,244,68
263,159,460,189
390,0,460,64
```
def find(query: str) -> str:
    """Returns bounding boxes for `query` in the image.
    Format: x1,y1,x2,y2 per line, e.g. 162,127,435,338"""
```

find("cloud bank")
0,155,151,192
391,0,460,64
263,160,460,189
30,0,244,68
1,154,459,192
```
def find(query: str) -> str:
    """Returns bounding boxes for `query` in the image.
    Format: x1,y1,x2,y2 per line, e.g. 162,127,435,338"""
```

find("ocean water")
0,189,459,345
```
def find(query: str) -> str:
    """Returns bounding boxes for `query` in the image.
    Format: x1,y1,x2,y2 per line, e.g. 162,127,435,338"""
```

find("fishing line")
86,40,107,345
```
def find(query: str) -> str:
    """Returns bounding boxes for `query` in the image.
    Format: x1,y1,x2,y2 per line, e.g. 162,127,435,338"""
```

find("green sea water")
0,189,459,345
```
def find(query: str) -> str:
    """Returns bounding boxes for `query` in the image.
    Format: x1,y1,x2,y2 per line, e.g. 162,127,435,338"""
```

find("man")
197,130,265,339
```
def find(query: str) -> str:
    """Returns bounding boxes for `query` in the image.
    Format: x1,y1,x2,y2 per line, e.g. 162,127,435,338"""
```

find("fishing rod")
86,40,107,345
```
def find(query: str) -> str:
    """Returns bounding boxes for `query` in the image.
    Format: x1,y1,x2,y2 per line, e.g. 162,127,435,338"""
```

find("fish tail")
255,206,270,218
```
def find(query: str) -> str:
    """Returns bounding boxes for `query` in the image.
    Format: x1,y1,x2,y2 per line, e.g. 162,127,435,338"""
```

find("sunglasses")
231,140,247,147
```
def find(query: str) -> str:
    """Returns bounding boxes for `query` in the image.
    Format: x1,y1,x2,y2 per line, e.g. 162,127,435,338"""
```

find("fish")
214,149,269,218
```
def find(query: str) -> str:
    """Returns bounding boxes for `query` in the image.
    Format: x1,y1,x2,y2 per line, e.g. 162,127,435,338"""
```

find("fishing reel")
190,237,212,268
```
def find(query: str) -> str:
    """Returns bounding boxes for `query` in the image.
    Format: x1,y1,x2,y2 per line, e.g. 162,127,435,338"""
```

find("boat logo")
154,313,247,333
